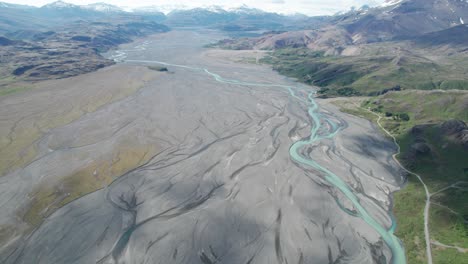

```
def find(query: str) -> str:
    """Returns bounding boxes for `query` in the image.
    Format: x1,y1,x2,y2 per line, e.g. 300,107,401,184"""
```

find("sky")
1,0,385,15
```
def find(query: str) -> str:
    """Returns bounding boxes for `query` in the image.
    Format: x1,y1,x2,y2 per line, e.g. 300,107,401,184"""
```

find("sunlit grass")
23,143,160,227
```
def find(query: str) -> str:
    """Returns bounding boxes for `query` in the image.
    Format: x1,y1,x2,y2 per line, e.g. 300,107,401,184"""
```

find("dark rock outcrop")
13,65,36,75
459,130,468,149
440,119,467,134
440,119,468,148
410,142,431,154
71,35,92,42
1,20,169,81
0,36,15,46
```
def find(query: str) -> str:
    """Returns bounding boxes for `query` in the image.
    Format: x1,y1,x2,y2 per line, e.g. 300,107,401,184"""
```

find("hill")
414,24,468,47
258,42,468,97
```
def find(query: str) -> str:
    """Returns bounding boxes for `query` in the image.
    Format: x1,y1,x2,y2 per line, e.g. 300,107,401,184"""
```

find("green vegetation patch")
362,90,468,136
260,48,468,97
0,86,32,96
432,247,468,264
333,90,468,263
23,143,160,227
394,179,427,264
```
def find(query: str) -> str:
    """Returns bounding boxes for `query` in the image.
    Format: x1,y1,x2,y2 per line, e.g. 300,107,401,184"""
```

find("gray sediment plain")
0,30,404,264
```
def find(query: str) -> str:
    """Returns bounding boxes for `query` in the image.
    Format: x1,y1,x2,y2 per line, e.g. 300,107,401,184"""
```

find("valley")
0,30,407,264
0,1,467,263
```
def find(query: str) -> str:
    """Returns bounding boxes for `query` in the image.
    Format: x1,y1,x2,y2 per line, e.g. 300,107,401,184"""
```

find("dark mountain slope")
414,24,468,47
338,0,468,43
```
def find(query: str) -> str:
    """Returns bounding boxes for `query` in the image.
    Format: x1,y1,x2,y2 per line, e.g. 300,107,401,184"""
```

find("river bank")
331,95,468,264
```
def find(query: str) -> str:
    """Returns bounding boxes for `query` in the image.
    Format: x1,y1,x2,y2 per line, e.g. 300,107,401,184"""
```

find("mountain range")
211,0,468,100
218,0,468,50
336,0,468,42
2,0,468,88
0,1,328,35
3,0,467,40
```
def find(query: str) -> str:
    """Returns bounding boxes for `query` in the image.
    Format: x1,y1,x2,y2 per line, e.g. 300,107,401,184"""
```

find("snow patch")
461,17,465,24
83,3,122,13
228,5,265,15
131,4,189,14
381,0,404,7
43,1,77,9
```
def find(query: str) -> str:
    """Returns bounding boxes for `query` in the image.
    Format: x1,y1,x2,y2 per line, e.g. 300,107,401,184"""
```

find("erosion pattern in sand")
0,30,405,264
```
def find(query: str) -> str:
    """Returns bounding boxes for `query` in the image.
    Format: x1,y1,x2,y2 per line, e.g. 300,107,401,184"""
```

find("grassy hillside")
261,47,468,97
334,90,468,264
363,90,468,134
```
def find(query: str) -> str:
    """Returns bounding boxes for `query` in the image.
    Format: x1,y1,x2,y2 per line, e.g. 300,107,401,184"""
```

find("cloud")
271,0,285,4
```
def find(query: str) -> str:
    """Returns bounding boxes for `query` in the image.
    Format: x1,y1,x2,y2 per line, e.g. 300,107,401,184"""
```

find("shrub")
336,87,361,96
398,113,410,121
148,66,168,72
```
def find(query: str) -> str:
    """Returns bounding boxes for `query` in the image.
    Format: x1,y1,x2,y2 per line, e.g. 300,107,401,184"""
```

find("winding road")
360,104,432,264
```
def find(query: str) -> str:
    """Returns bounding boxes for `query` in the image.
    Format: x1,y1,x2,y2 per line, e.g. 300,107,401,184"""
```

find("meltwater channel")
125,58,406,264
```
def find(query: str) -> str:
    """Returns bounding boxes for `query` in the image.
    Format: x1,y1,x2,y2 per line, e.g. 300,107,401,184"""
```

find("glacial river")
125,58,406,264
0,30,407,264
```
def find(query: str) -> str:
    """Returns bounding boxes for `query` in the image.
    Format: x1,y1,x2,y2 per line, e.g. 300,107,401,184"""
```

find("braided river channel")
0,30,406,264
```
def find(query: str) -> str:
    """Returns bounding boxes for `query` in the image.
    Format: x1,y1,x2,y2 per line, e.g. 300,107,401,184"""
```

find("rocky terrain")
335,0,468,43
0,20,168,85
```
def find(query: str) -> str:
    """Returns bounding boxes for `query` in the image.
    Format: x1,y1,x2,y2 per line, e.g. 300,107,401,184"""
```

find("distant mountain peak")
381,0,405,7
228,5,266,15
0,2,34,8
201,5,227,13
131,4,189,14
42,1,78,9
83,2,123,13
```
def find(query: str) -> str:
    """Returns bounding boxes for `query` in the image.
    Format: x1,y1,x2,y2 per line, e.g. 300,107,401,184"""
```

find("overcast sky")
2,0,385,15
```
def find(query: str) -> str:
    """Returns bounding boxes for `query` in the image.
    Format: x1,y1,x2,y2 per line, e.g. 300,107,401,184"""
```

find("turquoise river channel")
125,58,407,264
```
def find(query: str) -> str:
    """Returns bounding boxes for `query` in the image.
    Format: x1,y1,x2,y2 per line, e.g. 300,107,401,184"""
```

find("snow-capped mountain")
42,1,123,13
227,5,267,15
82,3,123,13
201,5,228,14
380,0,404,7
131,4,190,14
336,0,468,43
0,2,34,9
42,0,78,9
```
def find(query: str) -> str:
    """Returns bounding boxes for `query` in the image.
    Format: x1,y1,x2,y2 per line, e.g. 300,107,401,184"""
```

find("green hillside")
261,48,468,97
335,90,468,264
